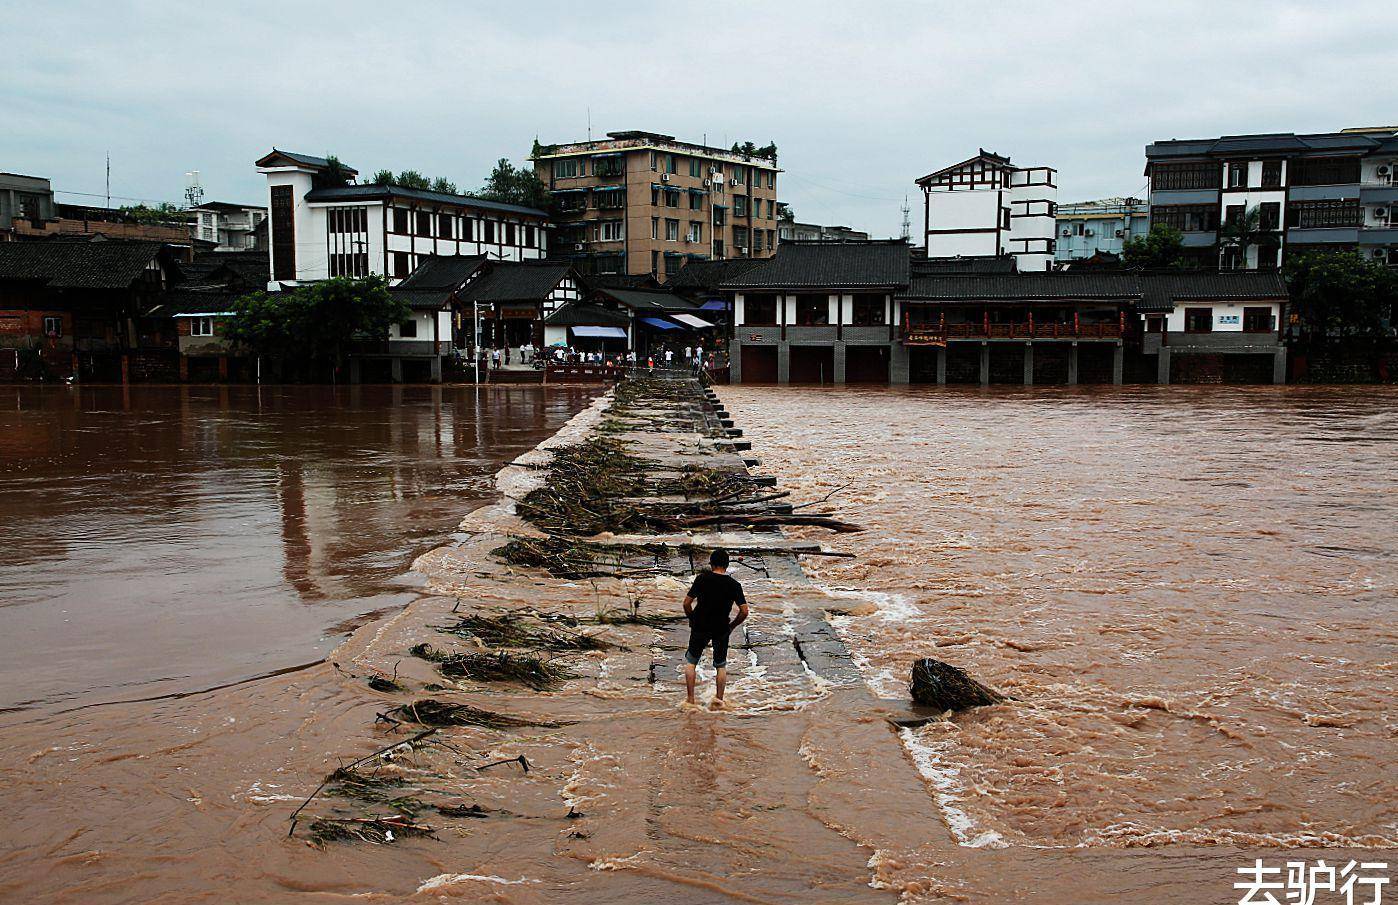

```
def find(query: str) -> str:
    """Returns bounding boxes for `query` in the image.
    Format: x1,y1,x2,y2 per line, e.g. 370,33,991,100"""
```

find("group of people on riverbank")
470,343,723,374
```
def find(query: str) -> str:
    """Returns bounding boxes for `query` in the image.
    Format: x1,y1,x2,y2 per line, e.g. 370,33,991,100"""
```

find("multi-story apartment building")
256,149,548,286
1144,127,1398,269
777,220,870,243
915,150,1058,272
533,130,780,281
1055,197,1149,262
188,201,267,251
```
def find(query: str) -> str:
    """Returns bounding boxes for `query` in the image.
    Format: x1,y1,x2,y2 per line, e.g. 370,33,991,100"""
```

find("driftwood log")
908,658,1005,711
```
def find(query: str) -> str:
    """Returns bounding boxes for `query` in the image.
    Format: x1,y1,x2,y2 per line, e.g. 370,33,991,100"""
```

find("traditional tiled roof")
913,255,1017,275
900,269,1288,311
0,239,167,290
146,288,241,316
255,149,358,174
304,184,548,219
457,261,573,303
666,257,764,290
1135,271,1288,312
544,303,630,328
915,149,1014,185
390,288,455,311
177,250,270,291
1146,129,1398,161
720,241,912,290
397,255,487,291
591,287,696,311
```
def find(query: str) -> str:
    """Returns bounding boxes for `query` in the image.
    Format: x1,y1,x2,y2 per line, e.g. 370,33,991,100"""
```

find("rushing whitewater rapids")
0,382,1394,904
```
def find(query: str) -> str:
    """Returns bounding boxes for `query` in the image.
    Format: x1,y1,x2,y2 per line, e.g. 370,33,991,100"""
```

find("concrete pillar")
777,342,790,384
390,357,404,384
1067,342,1079,385
729,341,743,384
889,342,909,384
1272,347,1288,384
1023,343,1034,386
978,342,990,386
936,346,947,385
833,342,846,384
430,355,442,384
1157,347,1172,385
1112,343,1124,385
217,356,229,382
179,355,189,382
349,358,362,384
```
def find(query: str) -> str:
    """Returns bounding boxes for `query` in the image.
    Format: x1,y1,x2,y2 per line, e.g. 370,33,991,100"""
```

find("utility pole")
105,153,111,209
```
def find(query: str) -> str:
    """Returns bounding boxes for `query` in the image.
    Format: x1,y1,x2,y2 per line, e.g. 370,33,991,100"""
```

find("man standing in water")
682,548,748,709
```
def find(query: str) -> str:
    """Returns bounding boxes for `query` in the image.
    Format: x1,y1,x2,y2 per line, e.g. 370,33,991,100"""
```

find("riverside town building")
533,130,780,281
1144,126,1398,269
256,149,548,287
916,150,1059,272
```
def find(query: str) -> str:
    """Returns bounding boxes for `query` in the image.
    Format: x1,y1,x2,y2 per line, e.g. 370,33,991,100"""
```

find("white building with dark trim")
916,150,1058,272
255,149,549,287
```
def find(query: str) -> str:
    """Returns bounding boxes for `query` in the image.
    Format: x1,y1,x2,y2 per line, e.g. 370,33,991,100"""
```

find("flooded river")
0,383,600,714
0,383,1393,904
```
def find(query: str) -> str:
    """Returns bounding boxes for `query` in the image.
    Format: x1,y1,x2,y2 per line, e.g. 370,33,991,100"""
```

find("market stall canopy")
571,326,628,339
669,313,713,329
639,317,681,331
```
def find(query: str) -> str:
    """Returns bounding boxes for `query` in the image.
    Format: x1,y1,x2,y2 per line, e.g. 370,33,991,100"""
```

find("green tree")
430,176,458,194
395,170,431,190
121,202,183,224
369,169,396,186
1122,225,1187,270
478,158,550,209
1216,205,1273,270
313,154,353,189
225,276,410,380
776,202,795,222
1283,250,1398,340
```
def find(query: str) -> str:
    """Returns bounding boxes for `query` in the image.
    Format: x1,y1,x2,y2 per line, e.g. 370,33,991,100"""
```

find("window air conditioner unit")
736,246,748,254
703,179,712,187
660,173,670,182
1085,229,1094,237
1379,165,1391,176
729,178,740,186
710,166,720,175
1061,228,1071,236
573,243,584,251
1115,229,1125,238
1376,207,1390,219
1374,248,1388,259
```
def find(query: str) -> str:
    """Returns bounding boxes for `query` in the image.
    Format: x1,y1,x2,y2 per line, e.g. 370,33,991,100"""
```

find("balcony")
903,318,1125,345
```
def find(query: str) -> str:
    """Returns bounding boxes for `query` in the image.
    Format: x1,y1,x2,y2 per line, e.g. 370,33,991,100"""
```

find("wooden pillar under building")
217,356,229,382
936,346,947,385
120,354,130,385
179,355,189,382
1157,347,1171,385
978,342,989,386
1067,342,1079,385
1112,343,1124,385
1023,342,1034,386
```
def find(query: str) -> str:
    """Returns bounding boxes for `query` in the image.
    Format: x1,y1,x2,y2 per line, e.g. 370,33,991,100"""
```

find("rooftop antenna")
900,195,911,241
184,171,204,208
105,153,111,208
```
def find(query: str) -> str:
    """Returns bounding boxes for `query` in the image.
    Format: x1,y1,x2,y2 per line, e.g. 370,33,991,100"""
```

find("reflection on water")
0,383,600,713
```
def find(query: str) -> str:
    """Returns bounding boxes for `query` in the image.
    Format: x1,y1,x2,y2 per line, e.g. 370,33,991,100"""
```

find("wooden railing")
902,312,1126,344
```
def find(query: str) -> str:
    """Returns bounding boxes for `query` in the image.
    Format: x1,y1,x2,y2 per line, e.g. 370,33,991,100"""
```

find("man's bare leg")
684,663,697,705
710,667,727,709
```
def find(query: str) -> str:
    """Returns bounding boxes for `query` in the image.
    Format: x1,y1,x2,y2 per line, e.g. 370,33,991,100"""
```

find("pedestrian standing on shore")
682,548,748,710
664,348,674,368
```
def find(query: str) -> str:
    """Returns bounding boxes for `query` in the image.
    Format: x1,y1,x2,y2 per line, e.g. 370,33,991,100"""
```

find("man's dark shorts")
685,626,730,668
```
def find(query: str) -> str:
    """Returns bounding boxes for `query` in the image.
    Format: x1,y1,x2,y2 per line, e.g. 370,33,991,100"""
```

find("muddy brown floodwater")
0,382,1393,905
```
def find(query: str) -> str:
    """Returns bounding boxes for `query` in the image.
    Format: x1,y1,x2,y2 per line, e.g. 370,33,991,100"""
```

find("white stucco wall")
1163,301,1281,332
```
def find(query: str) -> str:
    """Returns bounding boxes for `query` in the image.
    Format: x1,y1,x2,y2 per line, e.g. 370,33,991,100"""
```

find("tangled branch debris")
384,698,561,729
411,644,576,691
308,815,435,846
437,612,610,652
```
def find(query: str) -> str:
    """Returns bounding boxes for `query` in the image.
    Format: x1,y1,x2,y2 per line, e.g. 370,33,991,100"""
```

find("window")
753,230,763,252
43,315,62,337
689,192,703,211
687,221,703,243
438,214,454,239
506,223,517,245
330,252,369,277
767,171,775,188
1290,156,1360,187
651,186,660,206
665,218,679,241
689,158,702,178
733,226,749,250
745,294,778,325
1287,199,1360,229
484,220,496,243
1151,161,1221,190
651,250,659,274
190,316,214,337
667,154,678,175
713,239,725,258
851,296,885,326
732,169,744,186
552,159,580,179
1243,307,1275,332
1073,222,1085,236
1225,204,1246,226
393,251,411,277
733,196,749,218
524,225,535,248
597,220,624,242
1228,162,1249,188
1150,204,1218,232
329,207,368,233
596,189,625,210
1261,160,1283,188
713,206,726,226
1184,307,1213,332
665,189,681,208
398,319,418,338
1256,244,1279,269
462,218,474,241
1257,202,1281,231
795,294,828,325
651,217,659,239
592,156,623,177
391,208,409,233
649,151,658,171
415,211,432,236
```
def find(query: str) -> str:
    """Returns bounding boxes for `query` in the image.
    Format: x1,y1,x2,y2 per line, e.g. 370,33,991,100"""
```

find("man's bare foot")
683,698,698,709
708,698,725,711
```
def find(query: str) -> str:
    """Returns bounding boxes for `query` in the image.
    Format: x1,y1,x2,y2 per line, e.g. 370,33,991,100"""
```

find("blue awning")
700,299,728,311
687,187,708,194
640,317,682,331
591,152,623,159
571,326,628,339
593,185,625,192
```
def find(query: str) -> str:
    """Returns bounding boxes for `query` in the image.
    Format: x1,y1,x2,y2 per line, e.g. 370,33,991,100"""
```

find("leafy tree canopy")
367,169,457,193
120,202,184,224
731,141,778,162
1283,250,1398,339
776,202,795,222
1122,225,1187,270
225,276,411,370
478,158,551,209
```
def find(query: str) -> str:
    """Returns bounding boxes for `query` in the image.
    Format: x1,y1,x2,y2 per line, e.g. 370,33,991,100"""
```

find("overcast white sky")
3,1,1394,238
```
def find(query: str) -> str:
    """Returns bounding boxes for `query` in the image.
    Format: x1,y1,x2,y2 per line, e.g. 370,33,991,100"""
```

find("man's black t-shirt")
687,569,745,634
